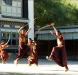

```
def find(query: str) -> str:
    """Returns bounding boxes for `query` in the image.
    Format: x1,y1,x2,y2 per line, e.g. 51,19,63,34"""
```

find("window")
11,32,18,45
4,25,10,27
1,32,6,38
3,0,12,5
2,0,5,5
12,39,16,45
2,6,6,14
1,32,11,44
15,25,20,28
12,0,17,7
12,33,16,38
6,6,11,13
17,1,21,7
1,31,19,45
12,7,16,13
17,7,21,14
1,0,22,17
1,32,9,39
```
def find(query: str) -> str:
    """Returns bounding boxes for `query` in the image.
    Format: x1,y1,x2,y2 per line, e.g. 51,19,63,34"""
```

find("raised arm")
50,23,59,36
18,26,26,33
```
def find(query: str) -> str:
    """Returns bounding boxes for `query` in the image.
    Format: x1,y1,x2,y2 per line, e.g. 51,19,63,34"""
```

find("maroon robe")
49,35,68,67
0,50,9,63
28,46,38,65
16,42,29,59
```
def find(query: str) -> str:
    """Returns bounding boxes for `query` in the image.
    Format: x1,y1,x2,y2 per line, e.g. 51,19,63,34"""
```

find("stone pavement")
0,53,78,75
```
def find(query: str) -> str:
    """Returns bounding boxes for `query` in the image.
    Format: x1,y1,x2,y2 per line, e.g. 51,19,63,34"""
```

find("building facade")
0,0,31,52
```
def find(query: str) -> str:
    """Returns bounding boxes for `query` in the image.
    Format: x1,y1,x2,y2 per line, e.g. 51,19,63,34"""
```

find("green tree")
34,0,78,27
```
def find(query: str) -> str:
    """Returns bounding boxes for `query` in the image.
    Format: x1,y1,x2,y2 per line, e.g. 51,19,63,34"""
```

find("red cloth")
50,46,67,67
0,50,9,62
16,42,29,59
28,48,38,65
49,32,68,67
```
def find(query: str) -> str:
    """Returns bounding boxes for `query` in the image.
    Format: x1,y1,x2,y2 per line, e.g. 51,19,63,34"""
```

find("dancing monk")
27,38,38,66
14,26,31,64
0,41,9,64
47,23,69,71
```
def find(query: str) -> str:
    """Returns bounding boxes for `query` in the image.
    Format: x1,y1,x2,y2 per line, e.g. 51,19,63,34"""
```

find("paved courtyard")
0,53,78,75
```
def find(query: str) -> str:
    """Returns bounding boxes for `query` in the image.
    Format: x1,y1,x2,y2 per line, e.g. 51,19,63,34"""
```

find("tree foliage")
34,0,78,27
